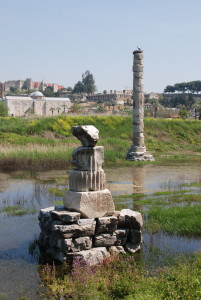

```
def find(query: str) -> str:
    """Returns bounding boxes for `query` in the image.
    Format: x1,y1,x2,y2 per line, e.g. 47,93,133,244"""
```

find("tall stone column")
126,49,154,161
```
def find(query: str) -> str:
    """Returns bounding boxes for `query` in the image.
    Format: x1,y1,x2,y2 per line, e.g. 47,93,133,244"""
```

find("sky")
0,0,201,93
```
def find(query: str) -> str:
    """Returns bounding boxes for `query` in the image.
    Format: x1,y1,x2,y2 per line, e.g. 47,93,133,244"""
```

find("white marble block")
64,189,115,218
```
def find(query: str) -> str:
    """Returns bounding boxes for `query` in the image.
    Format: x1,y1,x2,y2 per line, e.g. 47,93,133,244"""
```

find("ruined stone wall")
39,205,143,265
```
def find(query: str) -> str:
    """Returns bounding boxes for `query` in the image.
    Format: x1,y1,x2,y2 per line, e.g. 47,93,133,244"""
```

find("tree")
149,99,160,118
164,81,201,94
164,85,175,93
44,86,55,97
70,103,83,113
0,101,8,116
67,86,73,91
178,105,189,119
82,70,96,94
192,101,201,120
9,87,20,94
73,81,86,93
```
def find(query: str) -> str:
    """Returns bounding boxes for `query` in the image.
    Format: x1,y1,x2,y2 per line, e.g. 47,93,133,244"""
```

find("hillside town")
0,76,201,119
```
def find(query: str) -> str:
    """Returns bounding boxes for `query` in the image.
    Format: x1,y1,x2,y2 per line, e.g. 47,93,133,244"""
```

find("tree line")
164,81,201,94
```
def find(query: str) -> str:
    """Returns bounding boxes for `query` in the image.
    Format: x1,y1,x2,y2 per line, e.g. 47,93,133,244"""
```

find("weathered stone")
133,84,144,92
67,247,110,266
71,146,104,171
71,237,92,252
69,169,106,192
128,229,142,244
125,243,141,254
64,189,115,218
127,49,154,161
38,232,50,249
50,210,80,223
46,247,65,263
38,206,55,222
52,219,96,238
118,209,143,229
109,246,126,255
38,207,55,233
49,231,72,250
63,239,73,251
134,71,143,78
94,233,117,247
133,65,143,72
96,216,118,233
72,125,99,147
115,229,129,246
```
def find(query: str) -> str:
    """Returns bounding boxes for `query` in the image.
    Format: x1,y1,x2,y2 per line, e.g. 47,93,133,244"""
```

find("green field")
0,115,200,170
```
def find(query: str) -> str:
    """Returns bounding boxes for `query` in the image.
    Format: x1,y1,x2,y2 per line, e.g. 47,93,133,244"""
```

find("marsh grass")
0,205,36,216
147,206,201,236
39,253,201,300
182,182,201,188
47,187,68,197
113,188,201,235
0,116,200,170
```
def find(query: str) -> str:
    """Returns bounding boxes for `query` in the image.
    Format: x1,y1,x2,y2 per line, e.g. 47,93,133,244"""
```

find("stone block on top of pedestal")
72,146,104,171
72,125,99,147
64,189,115,218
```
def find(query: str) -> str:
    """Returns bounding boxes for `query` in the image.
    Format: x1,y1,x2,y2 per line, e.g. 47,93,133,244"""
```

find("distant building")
145,92,161,100
2,91,71,117
3,78,64,92
86,90,132,105
144,103,152,109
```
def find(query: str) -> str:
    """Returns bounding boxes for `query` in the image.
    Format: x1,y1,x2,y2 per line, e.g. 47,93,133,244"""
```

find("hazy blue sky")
0,0,201,92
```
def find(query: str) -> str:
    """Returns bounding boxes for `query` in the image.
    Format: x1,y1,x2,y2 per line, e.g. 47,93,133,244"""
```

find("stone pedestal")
38,125,144,265
64,126,115,218
38,206,143,264
64,189,115,218
127,49,154,161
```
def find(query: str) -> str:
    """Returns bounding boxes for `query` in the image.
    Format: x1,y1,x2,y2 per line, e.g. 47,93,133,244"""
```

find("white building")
2,91,71,117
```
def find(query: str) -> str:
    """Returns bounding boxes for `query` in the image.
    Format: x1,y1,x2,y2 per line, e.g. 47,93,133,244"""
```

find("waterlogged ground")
0,166,200,299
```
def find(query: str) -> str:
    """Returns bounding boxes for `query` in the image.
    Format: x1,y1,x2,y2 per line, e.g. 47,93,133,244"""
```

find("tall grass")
0,116,200,170
147,205,201,236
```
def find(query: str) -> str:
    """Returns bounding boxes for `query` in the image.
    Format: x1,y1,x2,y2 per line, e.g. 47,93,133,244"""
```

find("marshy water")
0,165,200,299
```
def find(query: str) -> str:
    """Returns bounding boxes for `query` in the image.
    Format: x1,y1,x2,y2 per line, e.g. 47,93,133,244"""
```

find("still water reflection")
0,165,200,299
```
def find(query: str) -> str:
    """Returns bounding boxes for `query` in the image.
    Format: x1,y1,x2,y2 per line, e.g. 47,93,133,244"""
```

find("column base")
126,149,154,161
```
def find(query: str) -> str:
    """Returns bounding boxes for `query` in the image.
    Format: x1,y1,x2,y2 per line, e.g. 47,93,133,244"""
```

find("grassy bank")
39,253,201,300
0,116,200,170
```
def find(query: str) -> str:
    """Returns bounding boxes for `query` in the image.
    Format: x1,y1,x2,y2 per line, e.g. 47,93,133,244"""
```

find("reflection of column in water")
131,166,145,194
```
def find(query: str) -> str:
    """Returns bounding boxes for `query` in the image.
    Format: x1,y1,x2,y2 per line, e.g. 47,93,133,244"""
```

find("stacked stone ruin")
39,125,143,265
127,49,154,161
